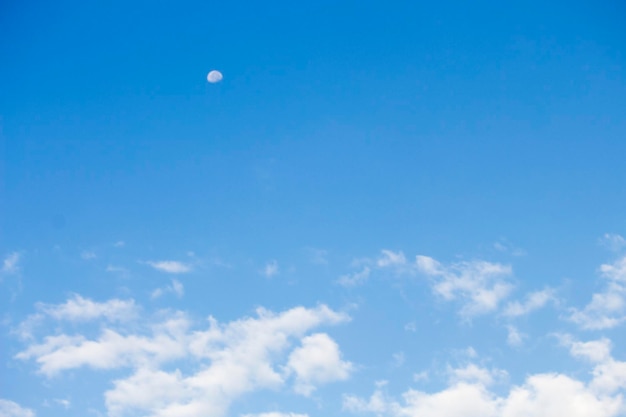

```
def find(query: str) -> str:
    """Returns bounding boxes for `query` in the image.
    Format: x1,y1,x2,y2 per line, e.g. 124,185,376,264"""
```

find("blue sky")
2,1,626,416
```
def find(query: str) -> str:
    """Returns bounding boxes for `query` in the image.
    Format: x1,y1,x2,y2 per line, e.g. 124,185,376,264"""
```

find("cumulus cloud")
570,256,626,330
145,261,192,274
286,333,353,396
0,399,35,417
503,288,556,317
344,340,626,417
2,252,20,274
16,297,351,417
415,256,514,317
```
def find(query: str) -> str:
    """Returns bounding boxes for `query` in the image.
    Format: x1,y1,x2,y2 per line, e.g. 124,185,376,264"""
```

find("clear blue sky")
2,1,626,416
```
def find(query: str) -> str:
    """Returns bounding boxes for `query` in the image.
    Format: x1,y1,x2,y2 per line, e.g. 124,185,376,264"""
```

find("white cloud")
344,337,626,417
146,261,192,274
151,279,184,299
599,234,626,252
16,298,350,417
106,265,130,276
506,325,525,347
306,248,329,265
0,399,35,417
377,250,407,268
38,295,138,323
2,252,20,274
81,251,97,260
286,333,353,396
392,352,405,367
114,241,125,247
53,399,71,409
337,267,370,287
503,288,556,317
261,260,279,278
241,412,308,417
570,256,626,330
415,256,514,317
493,240,526,257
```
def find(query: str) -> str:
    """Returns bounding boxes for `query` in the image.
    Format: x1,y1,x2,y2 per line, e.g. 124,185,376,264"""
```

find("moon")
207,70,223,83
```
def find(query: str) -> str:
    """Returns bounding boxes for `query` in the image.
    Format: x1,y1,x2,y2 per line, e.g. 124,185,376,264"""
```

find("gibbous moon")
207,70,223,83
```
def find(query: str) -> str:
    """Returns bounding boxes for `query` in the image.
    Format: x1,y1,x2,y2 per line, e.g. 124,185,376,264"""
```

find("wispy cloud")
415,255,514,318
2,252,21,274
261,260,279,278
151,279,184,299
81,251,97,260
337,267,370,287
570,256,626,330
599,233,626,252
145,260,192,274
0,399,35,417
503,288,556,317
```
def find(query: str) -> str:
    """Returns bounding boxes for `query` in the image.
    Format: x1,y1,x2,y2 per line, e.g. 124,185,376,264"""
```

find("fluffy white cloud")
1,252,20,275
16,298,351,417
146,261,192,274
570,256,626,330
415,256,514,317
503,288,556,317
0,400,34,417
344,338,626,417
286,333,353,396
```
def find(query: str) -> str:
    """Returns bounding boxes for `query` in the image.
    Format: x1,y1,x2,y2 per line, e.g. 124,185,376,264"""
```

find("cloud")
337,267,371,287
151,279,184,299
377,250,407,268
493,240,527,257
2,252,20,274
81,251,97,260
106,265,130,277
286,333,353,396
241,413,308,417
599,234,626,252
145,261,192,274
16,297,351,417
503,288,556,317
506,325,525,347
306,248,329,265
0,399,35,417
38,295,138,323
415,256,514,317
343,340,626,417
570,256,626,330
261,260,279,278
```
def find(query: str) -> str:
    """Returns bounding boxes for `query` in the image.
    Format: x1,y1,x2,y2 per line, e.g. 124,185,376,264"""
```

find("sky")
1,0,626,416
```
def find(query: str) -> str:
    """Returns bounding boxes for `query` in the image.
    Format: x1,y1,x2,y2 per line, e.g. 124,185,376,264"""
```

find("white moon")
207,70,223,83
